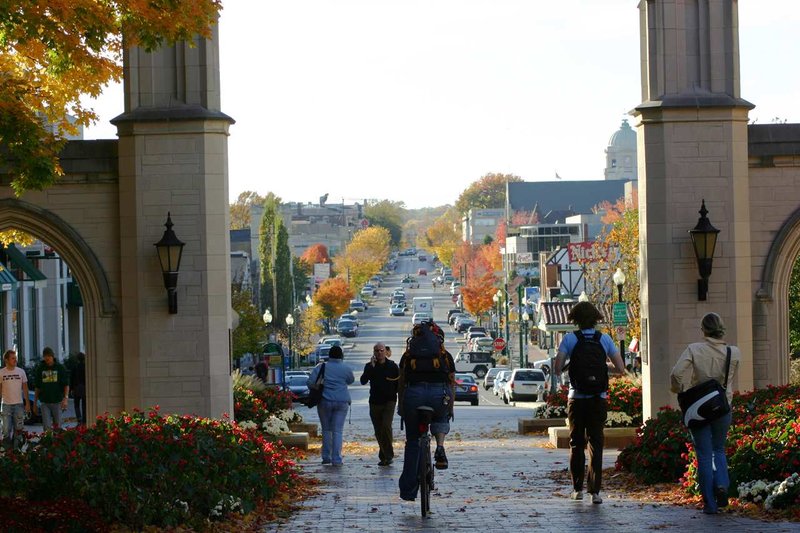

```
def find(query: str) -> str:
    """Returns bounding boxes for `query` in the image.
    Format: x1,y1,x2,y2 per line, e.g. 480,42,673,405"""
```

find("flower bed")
534,377,642,428
0,408,300,530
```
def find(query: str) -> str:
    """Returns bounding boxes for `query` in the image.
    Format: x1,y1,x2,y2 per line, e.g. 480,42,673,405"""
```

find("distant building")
462,208,504,245
504,222,585,278
604,119,638,181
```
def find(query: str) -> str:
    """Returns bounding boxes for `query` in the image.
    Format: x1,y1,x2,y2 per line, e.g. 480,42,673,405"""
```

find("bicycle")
416,405,435,517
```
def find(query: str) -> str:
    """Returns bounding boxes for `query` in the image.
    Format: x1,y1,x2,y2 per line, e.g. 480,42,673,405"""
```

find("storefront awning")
536,300,622,333
0,262,18,291
4,244,47,288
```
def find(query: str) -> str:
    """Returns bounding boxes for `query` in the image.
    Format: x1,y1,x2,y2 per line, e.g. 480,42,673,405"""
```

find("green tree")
292,256,310,304
454,173,523,214
231,285,264,360
259,193,293,328
789,257,800,357
364,200,405,247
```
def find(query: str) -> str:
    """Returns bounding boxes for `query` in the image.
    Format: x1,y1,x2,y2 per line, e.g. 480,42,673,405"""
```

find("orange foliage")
461,272,496,316
511,210,538,226
494,220,507,248
300,244,330,267
313,277,353,320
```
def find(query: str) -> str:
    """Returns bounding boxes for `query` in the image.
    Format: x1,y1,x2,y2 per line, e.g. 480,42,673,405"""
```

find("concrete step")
548,426,637,449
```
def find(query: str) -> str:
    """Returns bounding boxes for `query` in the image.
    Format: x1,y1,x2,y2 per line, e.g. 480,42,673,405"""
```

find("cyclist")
397,320,455,501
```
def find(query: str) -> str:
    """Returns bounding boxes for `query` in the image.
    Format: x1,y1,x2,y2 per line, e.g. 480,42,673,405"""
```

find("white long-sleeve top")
670,337,740,403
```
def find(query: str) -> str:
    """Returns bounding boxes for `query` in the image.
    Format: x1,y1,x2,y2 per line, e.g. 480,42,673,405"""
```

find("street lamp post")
492,292,500,337
517,285,525,369
612,268,628,371
522,310,530,368
286,313,295,370
263,309,279,387
504,282,510,361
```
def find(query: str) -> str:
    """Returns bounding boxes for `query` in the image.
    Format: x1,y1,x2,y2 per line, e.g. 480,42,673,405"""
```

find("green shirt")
33,362,69,404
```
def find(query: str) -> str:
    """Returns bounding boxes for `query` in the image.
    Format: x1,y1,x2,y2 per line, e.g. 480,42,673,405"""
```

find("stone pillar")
113,25,234,418
635,0,754,418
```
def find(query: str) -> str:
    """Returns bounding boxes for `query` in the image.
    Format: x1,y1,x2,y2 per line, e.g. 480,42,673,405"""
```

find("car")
502,368,548,404
318,335,342,345
349,299,368,312
286,370,311,378
319,338,343,349
453,350,495,378
466,326,487,336
442,274,455,284
418,255,427,262
449,312,469,327
449,281,462,296
338,313,359,325
412,312,432,325
336,319,358,337
470,337,496,353
401,276,420,289
283,374,311,405
493,370,512,396
360,287,376,298
483,367,510,390
417,268,427,276
454,373,479,406
389,303,406,316
369,275,382,287
454,316,477,333
464,330,487,343
308,344,332,364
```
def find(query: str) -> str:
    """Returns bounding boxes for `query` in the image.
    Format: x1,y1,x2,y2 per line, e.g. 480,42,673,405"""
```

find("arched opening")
0,198,117,425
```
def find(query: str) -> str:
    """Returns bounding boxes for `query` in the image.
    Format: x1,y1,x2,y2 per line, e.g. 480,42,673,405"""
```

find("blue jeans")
317,400,349,465
41,403,63,431
690,411,732,512
399,382,452,499
1,403,25,442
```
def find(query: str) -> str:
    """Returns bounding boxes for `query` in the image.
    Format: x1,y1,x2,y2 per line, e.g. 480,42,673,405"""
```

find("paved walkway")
271,412,800,532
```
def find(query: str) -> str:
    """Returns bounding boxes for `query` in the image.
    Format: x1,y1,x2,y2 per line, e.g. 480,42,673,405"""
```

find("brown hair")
567,302,604,330
701,312,726,339
3,349,16,362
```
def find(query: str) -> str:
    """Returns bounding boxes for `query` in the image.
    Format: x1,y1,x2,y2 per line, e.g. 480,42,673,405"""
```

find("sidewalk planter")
518,418,567,434
267,432,309,450
289,422,318,438
548,426,637,449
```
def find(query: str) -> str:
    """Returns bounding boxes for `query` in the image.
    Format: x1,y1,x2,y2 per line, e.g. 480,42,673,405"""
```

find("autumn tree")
1,0,222,194
511,210,539,226
229,191,265,230
295,304,324,356
364,200,405,247
422,208,461,267
314,277,353,323
336,226,391,290
299,243,330,267
454,173,523,215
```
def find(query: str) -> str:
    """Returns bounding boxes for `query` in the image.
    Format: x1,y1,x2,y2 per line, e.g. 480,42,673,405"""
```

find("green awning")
0,262,18,291
4,244,47,288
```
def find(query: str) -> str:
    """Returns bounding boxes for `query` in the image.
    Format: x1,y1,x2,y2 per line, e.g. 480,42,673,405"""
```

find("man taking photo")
360,342,400,466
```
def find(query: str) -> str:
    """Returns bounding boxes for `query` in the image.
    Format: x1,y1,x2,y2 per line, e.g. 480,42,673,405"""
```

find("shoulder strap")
723,347,731,388
319,363,326,381
592,331,602,342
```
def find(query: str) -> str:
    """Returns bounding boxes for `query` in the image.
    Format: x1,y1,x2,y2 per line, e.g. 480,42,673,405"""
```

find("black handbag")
677,347,732,429
306,363,326,408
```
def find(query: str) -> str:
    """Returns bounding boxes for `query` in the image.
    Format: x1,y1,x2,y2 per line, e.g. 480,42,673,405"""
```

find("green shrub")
615,407,691,483
0,409,299,529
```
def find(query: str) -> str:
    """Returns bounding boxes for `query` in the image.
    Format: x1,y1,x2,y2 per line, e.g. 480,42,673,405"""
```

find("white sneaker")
570,491,583,500
591,492,603,504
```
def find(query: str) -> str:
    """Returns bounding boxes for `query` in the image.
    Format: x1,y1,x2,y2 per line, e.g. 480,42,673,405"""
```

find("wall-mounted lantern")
688,200,720,301
153,212,185,314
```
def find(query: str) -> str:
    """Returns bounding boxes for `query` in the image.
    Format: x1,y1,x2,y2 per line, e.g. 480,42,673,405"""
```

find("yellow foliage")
422,209,461,267
336,226,390,290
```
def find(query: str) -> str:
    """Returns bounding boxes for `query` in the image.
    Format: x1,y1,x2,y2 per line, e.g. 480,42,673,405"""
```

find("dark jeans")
567,397,607,494
399,383,451,499
73,396,86,425
369,401,396,462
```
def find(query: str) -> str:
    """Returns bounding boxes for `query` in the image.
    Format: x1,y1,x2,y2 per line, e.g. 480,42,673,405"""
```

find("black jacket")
360,359,400,404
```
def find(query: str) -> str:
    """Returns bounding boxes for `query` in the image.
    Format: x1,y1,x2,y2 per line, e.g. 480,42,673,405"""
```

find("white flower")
262,416,290,436
605,411,634,427
238,420,258,431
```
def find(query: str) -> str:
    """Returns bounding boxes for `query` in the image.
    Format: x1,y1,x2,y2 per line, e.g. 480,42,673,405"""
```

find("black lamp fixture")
688,199,720,301
154,212,185,314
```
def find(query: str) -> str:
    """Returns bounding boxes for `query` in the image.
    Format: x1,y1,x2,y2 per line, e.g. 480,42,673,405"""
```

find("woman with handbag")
670,312,740,514
307,345,354,465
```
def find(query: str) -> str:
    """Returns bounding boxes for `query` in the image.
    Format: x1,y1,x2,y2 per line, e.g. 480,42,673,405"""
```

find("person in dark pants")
70,352,86,425
554,302,626,505
360,343,400,466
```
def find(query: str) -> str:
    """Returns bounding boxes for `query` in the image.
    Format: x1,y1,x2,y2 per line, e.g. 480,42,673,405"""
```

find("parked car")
349,299,368,312
470,337,496,353
493,370,512,396
449,281,461,295
454,316,477,333
389,303,406,316
401,276,420,289
308,344,332,364
446,308,462,323
336,319,359,337
361,287,376,298
369,275,383,287
483,367,510,390
412,312,432,325
449,312,469,326
466,326,487,337
454,373,479,406
286,370,311,378
453,350,495,378
318,335,342,345
502,368,547,404
283,374,311,405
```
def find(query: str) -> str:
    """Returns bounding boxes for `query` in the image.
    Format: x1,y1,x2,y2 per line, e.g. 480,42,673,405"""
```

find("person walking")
554,302,626,504
70,352,87,425
32,347,70,431
0,350,31,449
307,345,353,466
670,312,740,514
360,343,400,466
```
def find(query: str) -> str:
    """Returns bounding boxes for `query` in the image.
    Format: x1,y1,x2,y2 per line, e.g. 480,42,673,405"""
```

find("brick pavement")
270,405,800,533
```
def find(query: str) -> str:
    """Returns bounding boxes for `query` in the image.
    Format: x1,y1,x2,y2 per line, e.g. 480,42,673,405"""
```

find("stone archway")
0,198,122,421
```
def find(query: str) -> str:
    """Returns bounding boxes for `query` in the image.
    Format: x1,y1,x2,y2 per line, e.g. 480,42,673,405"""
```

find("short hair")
3,350,16,361
701,312,726,339
328,345,344,359
42,347,55,358
567,302,604,330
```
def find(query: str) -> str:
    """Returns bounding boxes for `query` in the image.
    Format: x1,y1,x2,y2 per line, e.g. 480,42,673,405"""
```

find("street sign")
612,302,628,326
615,326,627,341
451,295,458,303
493,337,506,351
360,218,370,229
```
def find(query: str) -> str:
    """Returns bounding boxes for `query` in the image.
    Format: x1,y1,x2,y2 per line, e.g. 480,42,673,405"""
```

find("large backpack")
567,330,609,395
400,322,451,377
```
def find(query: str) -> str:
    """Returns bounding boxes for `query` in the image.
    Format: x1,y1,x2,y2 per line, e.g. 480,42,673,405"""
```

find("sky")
83,1,800,209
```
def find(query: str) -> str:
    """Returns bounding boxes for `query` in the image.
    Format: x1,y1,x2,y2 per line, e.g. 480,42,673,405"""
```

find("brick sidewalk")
272,431,799,532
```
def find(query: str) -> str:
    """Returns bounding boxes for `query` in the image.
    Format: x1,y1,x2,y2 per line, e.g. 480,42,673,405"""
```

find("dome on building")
608,119,636,149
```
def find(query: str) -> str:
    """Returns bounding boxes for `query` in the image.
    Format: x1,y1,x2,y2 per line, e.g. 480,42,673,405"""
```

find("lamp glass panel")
168,244,184,272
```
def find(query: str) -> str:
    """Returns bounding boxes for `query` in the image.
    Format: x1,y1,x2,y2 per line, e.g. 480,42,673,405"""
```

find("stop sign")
451,295,458,303
360,218,370,229
493,337,506,351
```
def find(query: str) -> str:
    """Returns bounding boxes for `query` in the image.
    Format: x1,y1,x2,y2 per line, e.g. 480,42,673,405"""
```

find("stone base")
268,432,309,450
518,418,567,434
289,422,318,438
548,426,637,449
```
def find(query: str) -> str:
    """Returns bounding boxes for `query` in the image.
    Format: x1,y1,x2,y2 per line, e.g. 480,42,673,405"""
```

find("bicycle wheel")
419,439,431,517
